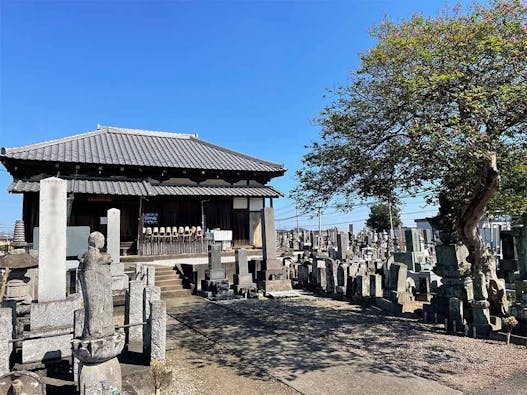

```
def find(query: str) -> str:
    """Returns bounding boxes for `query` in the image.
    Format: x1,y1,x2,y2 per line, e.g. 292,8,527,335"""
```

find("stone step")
155,267,176,274
155,273,180,280
155,278,183,287
161,289,192,299
160,284,184,291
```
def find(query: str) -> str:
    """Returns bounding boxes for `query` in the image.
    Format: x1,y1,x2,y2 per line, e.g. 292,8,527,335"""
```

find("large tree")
294,1,527,275
366,203,402,233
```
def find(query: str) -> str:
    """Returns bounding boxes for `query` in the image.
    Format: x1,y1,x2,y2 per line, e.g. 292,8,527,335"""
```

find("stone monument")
393,228,426,271
38,177,67,302
424,243,474,323
233,249,256,294
107,208,129,294
201,245,233,299
72,232,124,394
257,208,292,293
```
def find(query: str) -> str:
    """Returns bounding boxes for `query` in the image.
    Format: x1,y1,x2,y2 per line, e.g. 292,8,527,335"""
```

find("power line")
285,208,438,229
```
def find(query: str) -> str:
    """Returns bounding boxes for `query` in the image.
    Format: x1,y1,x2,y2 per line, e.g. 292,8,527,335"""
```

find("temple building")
1,125,285,254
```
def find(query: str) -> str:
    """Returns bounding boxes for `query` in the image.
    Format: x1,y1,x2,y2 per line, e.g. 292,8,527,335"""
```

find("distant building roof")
1,125,285,173
8,178,282,198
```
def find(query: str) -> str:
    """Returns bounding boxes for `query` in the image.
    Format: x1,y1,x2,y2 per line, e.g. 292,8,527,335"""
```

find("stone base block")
234,283,257,294
259,279,292,293
234,273,254,286
110,262,125,277
423,304,446,323
30,294,82,331
415,293,432,302
112,274,129,292
22,333,72,363
375,298,403,314
79,356,121,395
515,280,527,302
257,269,285,281
383,290,413,304
201,279,230,293
467,323,491,339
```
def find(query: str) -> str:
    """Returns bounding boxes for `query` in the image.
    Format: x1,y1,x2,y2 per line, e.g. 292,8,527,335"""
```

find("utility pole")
318,207,322,249
296,206,299,233
388,198,394,240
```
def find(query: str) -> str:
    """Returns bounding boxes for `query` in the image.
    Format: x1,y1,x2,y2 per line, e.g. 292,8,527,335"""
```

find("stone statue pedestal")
72,311,125,395
78,357,122,394
468,300,492,338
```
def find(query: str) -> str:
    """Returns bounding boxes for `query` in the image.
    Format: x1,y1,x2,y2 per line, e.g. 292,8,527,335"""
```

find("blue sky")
0,0,460,235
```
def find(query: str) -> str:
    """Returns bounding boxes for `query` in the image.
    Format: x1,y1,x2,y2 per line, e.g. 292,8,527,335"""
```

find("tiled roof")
8,179,282,198
8,179,154,196
1,126,285,173
152,184,282,197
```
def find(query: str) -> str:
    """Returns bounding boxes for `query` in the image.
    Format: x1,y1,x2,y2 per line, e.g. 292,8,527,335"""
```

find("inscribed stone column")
0,308,13,375
126,280,143,344
143,285,161,356
261,207,278,265
336,232,349,260
149,300,166,363
233,248,256,293
38,177,67,302
107,208,128,293
107,209,121,274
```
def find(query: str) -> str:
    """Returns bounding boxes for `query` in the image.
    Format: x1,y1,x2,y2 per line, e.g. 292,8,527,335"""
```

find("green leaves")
294,0,527,225
366,203,402,232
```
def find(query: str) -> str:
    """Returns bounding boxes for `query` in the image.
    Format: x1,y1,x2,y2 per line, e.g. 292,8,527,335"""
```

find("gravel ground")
160,295,527,394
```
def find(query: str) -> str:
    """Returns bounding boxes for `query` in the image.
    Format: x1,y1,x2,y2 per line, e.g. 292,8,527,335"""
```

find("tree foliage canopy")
366,203,402,232
293,1,527,229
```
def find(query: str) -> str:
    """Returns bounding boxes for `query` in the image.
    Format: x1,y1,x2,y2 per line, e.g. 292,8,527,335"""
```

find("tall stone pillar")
38,177,67,302
336,232,349,260
257,208,292,293
0,307,13,375
107,208,128,293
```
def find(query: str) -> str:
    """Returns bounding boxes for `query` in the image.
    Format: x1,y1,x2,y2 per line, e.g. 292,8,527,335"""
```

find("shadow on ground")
166,297,467,387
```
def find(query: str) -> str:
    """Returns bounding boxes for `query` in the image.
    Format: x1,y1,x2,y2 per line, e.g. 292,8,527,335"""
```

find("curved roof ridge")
103,125,197,139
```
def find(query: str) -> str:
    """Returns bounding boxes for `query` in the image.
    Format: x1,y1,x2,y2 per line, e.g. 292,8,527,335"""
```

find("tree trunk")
506,331,511,345
456,153,500,274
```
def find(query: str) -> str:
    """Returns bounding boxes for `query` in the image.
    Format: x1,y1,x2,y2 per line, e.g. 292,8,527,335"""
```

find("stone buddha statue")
78,231,114,340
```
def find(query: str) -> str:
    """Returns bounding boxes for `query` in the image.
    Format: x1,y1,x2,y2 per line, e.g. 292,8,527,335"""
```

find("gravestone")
355,275,370,298
370,274,383,298
298,262,310,287
392,228,426,271
448,297,464,332
336,262,349,296
325,259,338,294
107,208,128,293
233,249,256,293
201,245,232,299
405,229,422,252
375,262,415,313
424,243,474,322
38,177,67,302
257,208,292,293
